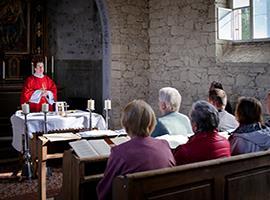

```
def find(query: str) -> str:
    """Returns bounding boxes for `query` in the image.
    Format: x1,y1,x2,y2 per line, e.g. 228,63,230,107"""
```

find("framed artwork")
0,0,30,54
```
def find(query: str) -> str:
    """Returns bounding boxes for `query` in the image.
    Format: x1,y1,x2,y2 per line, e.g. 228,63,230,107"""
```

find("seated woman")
174,100,230,165
229,97,270,155
97,99,175,200
209,81,233,114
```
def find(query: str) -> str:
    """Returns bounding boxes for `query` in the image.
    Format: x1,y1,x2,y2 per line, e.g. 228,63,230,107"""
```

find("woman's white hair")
159,87,181,112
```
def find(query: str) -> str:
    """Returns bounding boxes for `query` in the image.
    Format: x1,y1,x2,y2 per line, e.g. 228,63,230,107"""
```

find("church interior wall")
147,0,270,117
47,0,270,128
106,0,150,128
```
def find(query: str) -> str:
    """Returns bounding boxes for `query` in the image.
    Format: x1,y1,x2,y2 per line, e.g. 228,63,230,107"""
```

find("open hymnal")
69,139,111,158
43,132,81,142
78,129,127,138
156,134,190,149
69,136,130,158
110,136,130,145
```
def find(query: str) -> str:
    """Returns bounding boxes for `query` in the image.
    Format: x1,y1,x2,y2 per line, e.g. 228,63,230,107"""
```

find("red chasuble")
20,75,57,112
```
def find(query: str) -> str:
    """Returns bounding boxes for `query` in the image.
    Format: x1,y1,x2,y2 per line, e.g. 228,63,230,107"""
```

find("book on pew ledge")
43,132,81,142
156,134,190,149
69,139,111,158
69,136,131,158
110,136,130,145
78,129,127,138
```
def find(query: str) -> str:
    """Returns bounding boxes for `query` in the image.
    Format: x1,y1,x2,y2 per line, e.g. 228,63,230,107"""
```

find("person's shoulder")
111,137,134,152
173,112,190,122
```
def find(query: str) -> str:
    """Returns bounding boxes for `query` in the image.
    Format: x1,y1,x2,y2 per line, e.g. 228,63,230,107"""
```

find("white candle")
87,99,95,110
51,56,54,74
42,103,49,112
2,61,5,79
104,99,111,110
22,103,30,114
44,56,47,73
31,62,34,74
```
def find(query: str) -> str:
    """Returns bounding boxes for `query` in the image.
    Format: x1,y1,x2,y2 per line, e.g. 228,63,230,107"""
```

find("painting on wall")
0,0,30,54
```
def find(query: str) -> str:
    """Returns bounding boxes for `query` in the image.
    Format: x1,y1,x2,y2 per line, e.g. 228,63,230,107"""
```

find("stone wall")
47,0,102,60
147,0,270,117
148,0,216,115
105,0,150,128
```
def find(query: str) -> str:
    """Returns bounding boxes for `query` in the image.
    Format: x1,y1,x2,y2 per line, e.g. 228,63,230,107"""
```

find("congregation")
96,82,270,200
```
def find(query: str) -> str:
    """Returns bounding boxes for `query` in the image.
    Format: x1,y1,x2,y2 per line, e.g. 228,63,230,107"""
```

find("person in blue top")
151,87,193,137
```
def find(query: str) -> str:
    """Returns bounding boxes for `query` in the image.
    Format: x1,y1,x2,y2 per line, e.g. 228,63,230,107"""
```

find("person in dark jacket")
174,100,231,165
229,97,270,155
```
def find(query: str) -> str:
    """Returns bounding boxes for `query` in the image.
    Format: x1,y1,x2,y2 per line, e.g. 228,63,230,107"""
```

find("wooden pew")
62,150,108,200
113,150,270,200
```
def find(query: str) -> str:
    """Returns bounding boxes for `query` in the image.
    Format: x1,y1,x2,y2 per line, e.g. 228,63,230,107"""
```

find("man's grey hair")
159,87,181,112
190,100,219,133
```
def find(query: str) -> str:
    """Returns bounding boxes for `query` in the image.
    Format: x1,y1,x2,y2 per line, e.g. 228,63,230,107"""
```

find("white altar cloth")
11,110,106,152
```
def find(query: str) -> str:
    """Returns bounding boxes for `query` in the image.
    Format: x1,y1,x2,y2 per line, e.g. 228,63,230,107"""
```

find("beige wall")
105,0,270,128
105,0,150,128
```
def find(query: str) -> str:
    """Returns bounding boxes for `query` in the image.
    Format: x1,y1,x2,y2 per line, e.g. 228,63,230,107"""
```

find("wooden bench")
113,150,270,200
62,150,108,200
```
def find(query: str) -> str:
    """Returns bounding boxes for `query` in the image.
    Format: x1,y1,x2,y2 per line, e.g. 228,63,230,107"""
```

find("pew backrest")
113,150,270,200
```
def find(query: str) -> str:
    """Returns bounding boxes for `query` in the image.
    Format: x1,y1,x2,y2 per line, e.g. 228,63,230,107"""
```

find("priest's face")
35,62,44,75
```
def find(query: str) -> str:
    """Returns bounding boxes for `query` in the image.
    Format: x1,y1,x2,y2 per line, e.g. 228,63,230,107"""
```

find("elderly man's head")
189,100,219,134
158,87,181,115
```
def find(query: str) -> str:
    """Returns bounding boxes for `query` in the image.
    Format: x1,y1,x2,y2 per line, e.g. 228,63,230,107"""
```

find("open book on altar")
69,136,130,158
43,132,81,142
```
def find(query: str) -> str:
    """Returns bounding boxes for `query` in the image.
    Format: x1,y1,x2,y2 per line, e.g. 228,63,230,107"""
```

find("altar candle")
2,61,5,79
42,103,49,112
51,56,54,74
22,103,30,114
31,62,34,74
44,56,47,73
104,99,111,110
87,99,95,110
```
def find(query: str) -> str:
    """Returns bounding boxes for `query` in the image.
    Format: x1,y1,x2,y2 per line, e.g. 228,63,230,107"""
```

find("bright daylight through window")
218,0,270,41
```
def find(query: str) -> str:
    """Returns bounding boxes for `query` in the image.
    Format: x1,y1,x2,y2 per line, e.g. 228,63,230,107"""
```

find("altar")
10,110,106,152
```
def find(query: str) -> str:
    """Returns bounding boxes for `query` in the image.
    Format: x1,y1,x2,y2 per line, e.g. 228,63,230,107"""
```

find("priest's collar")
33,73,44,78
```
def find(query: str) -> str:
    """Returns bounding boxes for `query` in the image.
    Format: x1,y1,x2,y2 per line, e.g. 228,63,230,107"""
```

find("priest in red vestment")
20,61,57,112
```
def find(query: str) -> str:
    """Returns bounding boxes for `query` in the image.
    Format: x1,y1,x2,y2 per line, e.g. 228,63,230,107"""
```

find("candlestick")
87,99,95,111
22,103,30,114
42,103,49,113
2,61,5,79
51,56,54,74
31,62,34,74
45,56,47,73
104,99,111,110
104,99,111,130
21,112,33,180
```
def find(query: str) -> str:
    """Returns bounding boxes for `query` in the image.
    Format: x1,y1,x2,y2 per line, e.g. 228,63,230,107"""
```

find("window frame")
217,0,270,43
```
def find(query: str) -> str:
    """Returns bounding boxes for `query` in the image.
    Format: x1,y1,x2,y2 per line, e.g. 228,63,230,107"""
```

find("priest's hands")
41,85,48,97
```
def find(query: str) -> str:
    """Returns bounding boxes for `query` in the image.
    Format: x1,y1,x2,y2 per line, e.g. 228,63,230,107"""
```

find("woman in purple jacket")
96,100,176,200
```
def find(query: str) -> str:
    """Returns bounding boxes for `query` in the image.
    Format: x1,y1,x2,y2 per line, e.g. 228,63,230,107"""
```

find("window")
218,0,270,41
